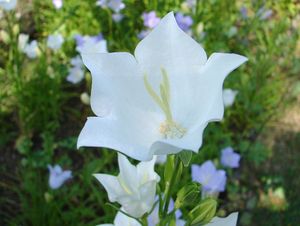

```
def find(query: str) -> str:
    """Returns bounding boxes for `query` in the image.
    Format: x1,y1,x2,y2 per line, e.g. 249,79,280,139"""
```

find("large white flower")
77,12,247,161
0,0,17,11
97,210,141,226
94,153,160,218
205,212,238,226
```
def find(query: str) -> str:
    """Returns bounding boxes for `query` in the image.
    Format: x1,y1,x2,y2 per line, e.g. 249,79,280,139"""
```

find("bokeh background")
0,0,299,225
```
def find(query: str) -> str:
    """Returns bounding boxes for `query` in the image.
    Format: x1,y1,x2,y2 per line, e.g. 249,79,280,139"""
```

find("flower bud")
175,182,201,209
187,197,217,225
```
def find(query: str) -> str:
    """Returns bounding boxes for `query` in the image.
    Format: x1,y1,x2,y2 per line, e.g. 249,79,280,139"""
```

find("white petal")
206,212,238,226
151,122,207,155
77,116,161,161
93,173,124,202
81,52,159,117
135,12,207,81
114,211,141,226
184,53,248,131
118,153,139,193
137,157,160,184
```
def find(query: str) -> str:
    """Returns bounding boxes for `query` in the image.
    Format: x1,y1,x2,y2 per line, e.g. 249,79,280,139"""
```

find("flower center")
159,121,187,139
144,68,187,139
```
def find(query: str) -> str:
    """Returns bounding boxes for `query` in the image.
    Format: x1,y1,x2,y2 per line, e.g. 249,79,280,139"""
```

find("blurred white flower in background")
47,34,64,50
75,35,107,54
52,0,63,9
78,12,247,161
205,212,238,226
80,92,90,105
18,33,29,51
23,40,40,59
48,164,72,189
94,153,160,218
66,66,85,84
97,210,141,226
0,0,17,11
223,89,238,107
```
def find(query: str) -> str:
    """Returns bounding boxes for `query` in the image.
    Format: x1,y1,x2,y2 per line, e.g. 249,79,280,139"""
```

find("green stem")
162,155,180,217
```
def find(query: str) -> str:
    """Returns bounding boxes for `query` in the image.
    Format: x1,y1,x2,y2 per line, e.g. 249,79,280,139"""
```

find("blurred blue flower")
186,0,196,8
52,0,62,9
142,11,160,29
137,29,150,39
192,161,226,194
147,196,185,226
175,12,193,32
97,0,125,13
240,6,248,19
112,13,124,22
257,7,273,20
221,147,241,168
48,164,72,189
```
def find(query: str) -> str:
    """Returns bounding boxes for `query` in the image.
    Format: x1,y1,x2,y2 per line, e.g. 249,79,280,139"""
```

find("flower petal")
187,53,248,131
77,116,161,161
81,52,159,117
134,11,207,86
93,173,124,202
137,157,160,184
206,212,239,226
118,153,139,193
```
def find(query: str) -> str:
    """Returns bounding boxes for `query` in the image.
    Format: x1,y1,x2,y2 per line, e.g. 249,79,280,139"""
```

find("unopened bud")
175,182,201,209
188,197,217,225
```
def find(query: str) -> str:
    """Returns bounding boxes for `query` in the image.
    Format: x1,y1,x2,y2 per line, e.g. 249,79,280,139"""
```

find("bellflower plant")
0,0,17,11
94,153,160,218
221,147,241,168
52,0,62,9
23,40,40,59
75,34,107,54
47,34,64,50
77,12,247,161
223,89,238,107
142,11,161,29
48,164,72,189
192,161,227,195
97,210,141,226
206,212,238,226
175,12,193,32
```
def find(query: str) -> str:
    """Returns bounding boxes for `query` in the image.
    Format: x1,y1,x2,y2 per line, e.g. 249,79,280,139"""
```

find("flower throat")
143,68,186,139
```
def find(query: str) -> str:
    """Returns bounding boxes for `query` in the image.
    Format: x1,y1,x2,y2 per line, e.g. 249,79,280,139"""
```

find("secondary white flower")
70,55,83,67
47,34,64,50
66,66,84,84
0,0,17,11
76,36,107,54
97,210,141,226
18,33,29,51
23,40,40,59
223,89,238,107
205,212,238,226
78,12,247,161
94,153,160,218
48,164,72,189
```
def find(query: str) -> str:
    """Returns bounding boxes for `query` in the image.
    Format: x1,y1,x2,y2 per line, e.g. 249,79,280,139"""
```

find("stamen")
143,68,187,139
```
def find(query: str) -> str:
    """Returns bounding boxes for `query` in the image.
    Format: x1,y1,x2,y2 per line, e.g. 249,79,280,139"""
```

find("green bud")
175,182,201,209
13,24,19,36
0,30,10,44
187,198,217,225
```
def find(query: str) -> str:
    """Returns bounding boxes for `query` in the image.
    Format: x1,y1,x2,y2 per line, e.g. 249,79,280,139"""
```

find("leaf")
178,150,193,167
